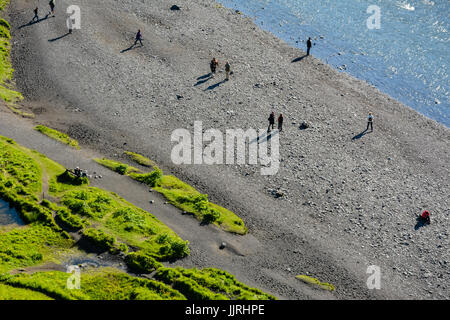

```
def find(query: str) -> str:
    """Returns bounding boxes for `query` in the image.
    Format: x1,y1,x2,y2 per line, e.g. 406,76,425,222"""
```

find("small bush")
125,252,163,274
82,228,116,252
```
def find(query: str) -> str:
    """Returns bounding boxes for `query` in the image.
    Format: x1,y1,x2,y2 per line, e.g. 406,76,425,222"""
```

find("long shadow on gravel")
48,32,71,42
205,79,227,91
120,44,141,53
352,129,371,140
18,15,51,30
194,74,213,86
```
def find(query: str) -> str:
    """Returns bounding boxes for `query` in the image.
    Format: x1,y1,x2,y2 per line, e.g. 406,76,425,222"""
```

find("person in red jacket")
420,210,430,224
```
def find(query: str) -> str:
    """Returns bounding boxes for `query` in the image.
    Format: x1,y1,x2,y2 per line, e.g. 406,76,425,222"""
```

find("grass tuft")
34,125,79,149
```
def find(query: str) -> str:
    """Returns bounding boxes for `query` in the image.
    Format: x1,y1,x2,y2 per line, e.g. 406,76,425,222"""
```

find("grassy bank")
0,1,24,108
0,135,271,300
95,155,247,235
34,125,80,149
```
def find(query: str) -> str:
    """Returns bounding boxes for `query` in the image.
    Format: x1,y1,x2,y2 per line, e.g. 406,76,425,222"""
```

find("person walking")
49,0,55,17
306,37,312,56
134,29,143,46
225,61,231,81
210,58,218,77
278,114,284,132
32,7,39,22
367,112,374,131
268,112,275,132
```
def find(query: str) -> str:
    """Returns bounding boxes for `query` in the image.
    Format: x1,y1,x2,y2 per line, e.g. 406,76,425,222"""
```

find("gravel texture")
3,0,449,299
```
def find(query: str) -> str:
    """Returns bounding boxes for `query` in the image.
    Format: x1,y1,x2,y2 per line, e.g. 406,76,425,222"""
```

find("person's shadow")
194,73,212,86
292,55,308,63
48,32,71,42
120,43,142,53
414,216,430,230
18,14,51,29
205,79,227,91
352,129,371,140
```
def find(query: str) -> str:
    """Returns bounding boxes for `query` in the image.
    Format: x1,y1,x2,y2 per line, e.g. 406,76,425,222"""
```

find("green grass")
0,268,187,300
96,157,247,235
0,3,23,105
0,135,274,299
124,151,156,168
0,224,74,274
34,125,79,149
154,267,276,300
295,275,336,291
94,158,140,175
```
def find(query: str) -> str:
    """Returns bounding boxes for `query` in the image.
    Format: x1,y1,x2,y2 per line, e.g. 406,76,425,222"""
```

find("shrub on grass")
82,228,116,253
56,208,85,230
129,166,163,187
125,252,163,274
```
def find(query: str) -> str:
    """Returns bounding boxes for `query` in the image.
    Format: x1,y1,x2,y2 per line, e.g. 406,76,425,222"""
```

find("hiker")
420,210,431,224
49,0,55,17
278,114,284,132
210,58,218,77
306,37,312,56
268,112,275,132
32,7,39,22
367,112,374,131
134,29,143,46
225,61,231,80
74,167,81,177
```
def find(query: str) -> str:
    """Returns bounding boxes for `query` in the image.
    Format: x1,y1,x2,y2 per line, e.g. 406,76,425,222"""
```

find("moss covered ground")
34,125,80,149
95,155,247,235
0,135,272,300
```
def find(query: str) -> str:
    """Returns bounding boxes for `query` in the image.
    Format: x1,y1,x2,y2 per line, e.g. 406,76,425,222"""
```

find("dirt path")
3,0,449,300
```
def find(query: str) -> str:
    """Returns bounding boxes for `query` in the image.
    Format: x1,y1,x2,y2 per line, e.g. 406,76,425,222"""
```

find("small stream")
0,199,25,226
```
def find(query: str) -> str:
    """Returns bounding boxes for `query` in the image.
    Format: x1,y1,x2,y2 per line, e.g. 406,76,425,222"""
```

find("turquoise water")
218,0,449,127
0,199,24,226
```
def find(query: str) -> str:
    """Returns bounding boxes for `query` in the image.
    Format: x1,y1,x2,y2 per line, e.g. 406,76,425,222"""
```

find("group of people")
210,58,231,81
32,0,56,22
267,112,283,133
73,167,88,178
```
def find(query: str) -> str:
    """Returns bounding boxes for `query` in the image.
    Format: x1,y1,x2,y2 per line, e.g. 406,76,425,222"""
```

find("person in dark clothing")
210,58,218,77
134,29,143,46
306,37,312,56
367,112,374,131
225,61,231,80
268,112,275,132
32,7,39,22
49,0,55,17
278,114,284,132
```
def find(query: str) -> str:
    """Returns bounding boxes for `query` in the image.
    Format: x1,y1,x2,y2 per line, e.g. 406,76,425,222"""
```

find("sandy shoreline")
3,0,450,299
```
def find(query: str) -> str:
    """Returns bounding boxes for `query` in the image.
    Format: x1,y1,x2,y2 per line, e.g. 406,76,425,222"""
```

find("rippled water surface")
218,0,449,127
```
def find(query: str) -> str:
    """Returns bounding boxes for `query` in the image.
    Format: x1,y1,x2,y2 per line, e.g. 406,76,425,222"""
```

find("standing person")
306,37,312,56
210,58,218,77
367,112,374,131
225,61,231,81
134,29,143,46
268,112,275,132
67,14,73,34
49,0,55,17
32,7,39,22
278,114,284,132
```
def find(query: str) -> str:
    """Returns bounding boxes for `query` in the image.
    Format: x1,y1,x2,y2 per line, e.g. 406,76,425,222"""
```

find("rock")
149,200,154,204
299,121,310,130
219,242,226,250
170,5,181,11
176,94,184,100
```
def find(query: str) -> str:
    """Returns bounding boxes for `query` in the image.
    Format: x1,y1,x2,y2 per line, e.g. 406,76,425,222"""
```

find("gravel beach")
3,0,449,299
